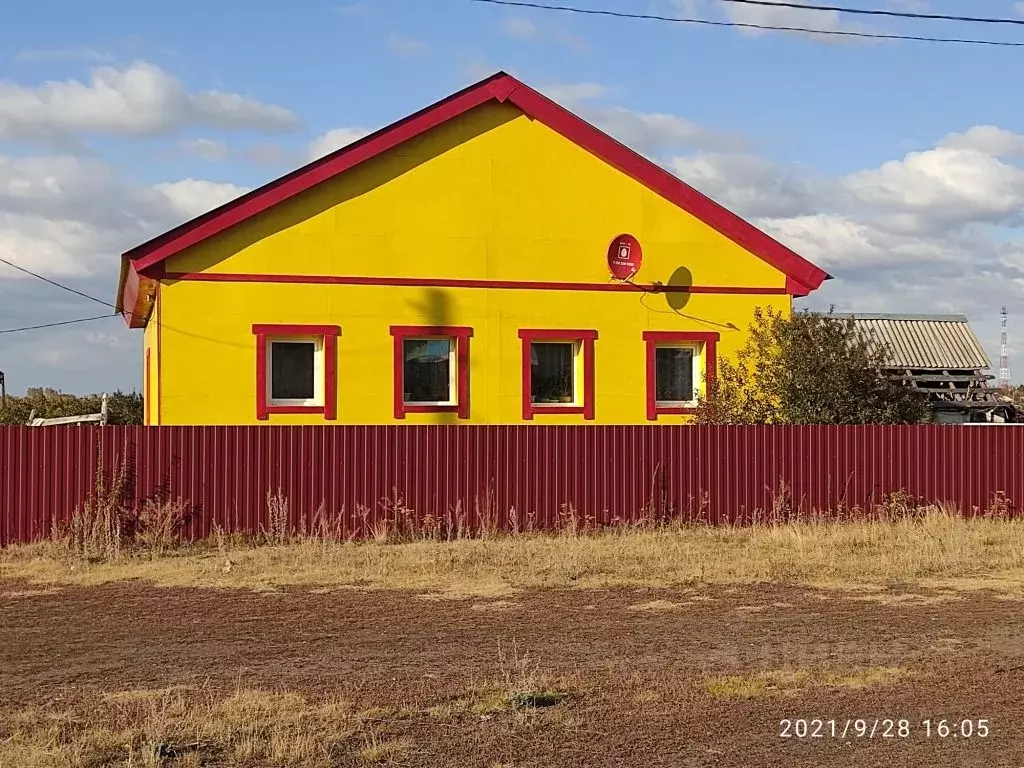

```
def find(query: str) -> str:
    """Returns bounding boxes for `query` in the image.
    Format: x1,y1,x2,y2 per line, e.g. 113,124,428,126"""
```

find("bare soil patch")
2,580,1023,766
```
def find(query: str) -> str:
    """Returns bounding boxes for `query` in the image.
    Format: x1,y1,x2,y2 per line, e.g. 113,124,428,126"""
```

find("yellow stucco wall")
142,293,159,426
152,101,791,425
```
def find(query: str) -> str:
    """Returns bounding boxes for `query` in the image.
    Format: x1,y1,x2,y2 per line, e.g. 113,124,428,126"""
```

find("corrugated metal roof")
830,313,991,370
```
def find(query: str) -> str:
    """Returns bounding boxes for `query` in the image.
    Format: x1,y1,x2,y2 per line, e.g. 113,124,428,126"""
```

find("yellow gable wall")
154,101,791,425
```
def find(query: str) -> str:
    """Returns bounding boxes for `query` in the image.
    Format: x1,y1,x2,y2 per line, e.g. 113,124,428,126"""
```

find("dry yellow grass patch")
704,666,906,700
632,690,664,706
357,735,414,764
842,591,962,606
0,685,391,768
3,511,1024,595
100,685,196,704
414,579,518,601
426,691,511,719
0,587,61,599
628,599,688,612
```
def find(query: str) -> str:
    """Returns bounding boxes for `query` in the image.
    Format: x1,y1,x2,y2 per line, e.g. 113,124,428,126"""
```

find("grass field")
3,511,1024,766
4,507,1024,594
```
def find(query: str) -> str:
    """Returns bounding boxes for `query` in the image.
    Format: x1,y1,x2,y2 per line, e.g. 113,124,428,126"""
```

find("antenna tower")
999,307,1011,390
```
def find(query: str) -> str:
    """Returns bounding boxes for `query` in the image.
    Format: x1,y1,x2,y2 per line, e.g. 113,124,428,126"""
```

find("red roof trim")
121,71,828,305
165,270,790,295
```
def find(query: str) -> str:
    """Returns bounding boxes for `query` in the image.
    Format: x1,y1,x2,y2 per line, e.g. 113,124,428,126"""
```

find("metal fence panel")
2,424,1022,545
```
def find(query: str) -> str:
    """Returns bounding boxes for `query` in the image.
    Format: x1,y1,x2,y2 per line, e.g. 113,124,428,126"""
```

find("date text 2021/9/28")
779,718,991,740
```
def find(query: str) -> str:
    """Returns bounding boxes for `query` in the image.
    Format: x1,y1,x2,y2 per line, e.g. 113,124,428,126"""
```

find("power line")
468,0,1024,46
0,255,117,310
718,0,1024,27
0,314,114,335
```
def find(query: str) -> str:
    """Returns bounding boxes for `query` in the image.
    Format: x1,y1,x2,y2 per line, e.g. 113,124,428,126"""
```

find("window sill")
402,404,460,413
264,404,326,415
652,406,699,416
529,404,585,415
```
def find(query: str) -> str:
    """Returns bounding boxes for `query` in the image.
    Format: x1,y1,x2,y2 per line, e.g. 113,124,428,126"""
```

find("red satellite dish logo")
607,234,642,280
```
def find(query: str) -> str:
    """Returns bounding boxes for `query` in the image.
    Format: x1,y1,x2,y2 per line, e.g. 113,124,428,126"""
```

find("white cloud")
0,148,259,390
539,80,746,154
668,153,821,218
0,62,299,146
386,33,428,56
663,128,1024,366
307,127,370,161
153,179,250,220
842,147,1024,231
1016,1,1024,17
671,0,869,42
0,152,248,281
588,105,748,154
713,0,867,40
940,125,1024,158
502,16,539,40
0,214,106,278
181,138,230,162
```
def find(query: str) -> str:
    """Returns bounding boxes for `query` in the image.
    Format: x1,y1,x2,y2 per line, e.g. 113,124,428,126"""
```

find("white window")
531,341,578,405
654,345,699,407
268,337,324,406
403,338,456,406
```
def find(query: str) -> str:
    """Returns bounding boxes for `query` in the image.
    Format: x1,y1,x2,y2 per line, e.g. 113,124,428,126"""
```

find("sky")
2,0,1024,394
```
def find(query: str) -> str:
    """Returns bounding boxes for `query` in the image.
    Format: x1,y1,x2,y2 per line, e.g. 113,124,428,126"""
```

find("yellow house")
115,72,829,426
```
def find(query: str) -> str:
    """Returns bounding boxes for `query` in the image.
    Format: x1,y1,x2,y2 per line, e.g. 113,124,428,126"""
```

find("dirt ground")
2,581,1023,767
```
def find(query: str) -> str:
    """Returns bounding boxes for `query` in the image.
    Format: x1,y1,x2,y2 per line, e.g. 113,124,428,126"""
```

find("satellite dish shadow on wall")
665,267,693,312
410,287,452,328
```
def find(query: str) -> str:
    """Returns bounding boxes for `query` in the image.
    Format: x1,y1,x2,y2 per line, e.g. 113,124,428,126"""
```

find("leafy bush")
694,307,928,425
0,387,143,425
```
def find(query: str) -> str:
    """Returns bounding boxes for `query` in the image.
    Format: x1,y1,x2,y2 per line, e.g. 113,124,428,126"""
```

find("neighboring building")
836,313,1016,423
115,72,829,426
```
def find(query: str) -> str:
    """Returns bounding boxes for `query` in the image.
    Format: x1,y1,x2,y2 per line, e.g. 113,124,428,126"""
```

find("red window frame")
643,331,719,420
252,324,340,421
389,326,473,419
518,329,598,421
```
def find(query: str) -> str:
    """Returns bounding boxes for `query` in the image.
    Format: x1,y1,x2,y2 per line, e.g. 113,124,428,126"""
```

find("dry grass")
0,686,362,768
0,647,572,768
628,600,688,612
48,450,191,562
4,509,1024,595
704,666,906,700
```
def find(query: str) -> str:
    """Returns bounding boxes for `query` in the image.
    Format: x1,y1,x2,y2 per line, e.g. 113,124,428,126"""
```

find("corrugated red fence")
2,424,1022,545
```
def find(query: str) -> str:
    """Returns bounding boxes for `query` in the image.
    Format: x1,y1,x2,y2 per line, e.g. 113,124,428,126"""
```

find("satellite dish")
607,234,642,280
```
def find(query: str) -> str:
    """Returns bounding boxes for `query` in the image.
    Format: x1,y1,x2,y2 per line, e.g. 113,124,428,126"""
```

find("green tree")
694,307,928,425
0,388,143,425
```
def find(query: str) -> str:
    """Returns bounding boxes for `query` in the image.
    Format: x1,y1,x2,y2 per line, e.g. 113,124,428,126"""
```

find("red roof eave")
116,257,156,328
116,71,829,320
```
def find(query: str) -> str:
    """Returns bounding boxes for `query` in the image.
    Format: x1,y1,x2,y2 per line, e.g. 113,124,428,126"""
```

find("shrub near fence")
1,424,1022,546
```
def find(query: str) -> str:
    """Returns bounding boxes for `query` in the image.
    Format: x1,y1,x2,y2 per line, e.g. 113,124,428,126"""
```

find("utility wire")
0,255,119,334
0,255,117,310
0,314,115,335
718,0,1024,27
468,0,1024,46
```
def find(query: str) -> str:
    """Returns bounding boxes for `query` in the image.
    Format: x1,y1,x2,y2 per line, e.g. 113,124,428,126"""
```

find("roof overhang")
115,255,157,329
114,71,831,326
